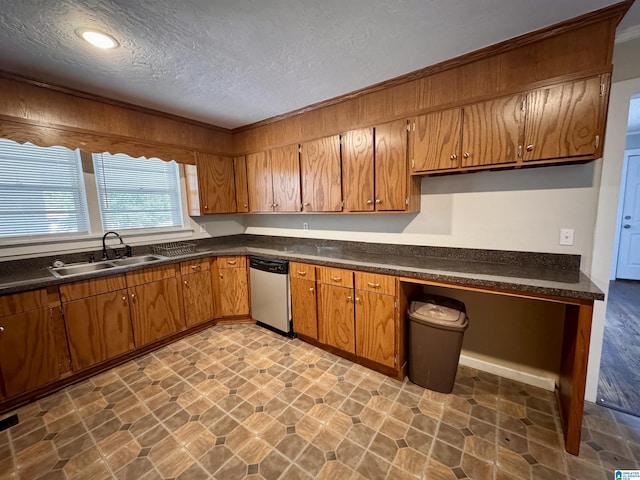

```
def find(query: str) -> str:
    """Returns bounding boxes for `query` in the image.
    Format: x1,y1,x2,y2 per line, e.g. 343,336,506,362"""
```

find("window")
0,139,89,238
93,152,183,231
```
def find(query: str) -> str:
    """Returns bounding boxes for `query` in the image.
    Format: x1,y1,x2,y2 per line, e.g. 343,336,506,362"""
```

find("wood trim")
233,2,630,134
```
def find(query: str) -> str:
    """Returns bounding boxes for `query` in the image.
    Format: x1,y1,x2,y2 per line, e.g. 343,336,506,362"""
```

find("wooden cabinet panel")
218,256,247,269
300,135,342,212
184,164,201,216
182,270,214,328
291,277,318,339
179,258,210,276
60,274,127,302
411,108,461,172
375,119,407,211
234,156,250,213
317,266,354,288
129,277,184,347
126,264,178,287
462,95,522,167
0,288,48,317
318,284,355,354
247,151,273,212
354,272,396,296
342,128,374,212
64,289,134,370
0,308,59,398
196,152,237,214
270,144,301,212
355,291,396,368
290,262,316,281
523,76,602,162
218,267,249,317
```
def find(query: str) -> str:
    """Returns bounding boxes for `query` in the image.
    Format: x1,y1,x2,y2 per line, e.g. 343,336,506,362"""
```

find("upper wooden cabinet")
195,152,237,214
523,76,604,162
410,108,461,172
247,145,301,212
234,156,250,213
300,136,342,212
342,128,374,212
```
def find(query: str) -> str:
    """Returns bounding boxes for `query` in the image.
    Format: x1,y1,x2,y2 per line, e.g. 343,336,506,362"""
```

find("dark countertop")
0,235,604,301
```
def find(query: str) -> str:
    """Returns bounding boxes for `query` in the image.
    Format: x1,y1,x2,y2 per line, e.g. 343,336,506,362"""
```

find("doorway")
597,95,640,416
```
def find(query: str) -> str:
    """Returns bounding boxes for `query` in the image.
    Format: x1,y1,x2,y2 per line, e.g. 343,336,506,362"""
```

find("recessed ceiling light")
76,28,119,49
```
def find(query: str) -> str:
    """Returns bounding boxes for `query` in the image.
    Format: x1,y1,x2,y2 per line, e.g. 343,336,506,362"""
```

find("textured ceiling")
0,0,639,129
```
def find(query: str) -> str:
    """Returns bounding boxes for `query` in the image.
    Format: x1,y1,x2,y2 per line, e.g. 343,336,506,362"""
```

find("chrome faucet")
101,231,132,260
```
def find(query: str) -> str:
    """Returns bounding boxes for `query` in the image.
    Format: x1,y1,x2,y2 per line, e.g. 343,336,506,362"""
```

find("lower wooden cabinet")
355,290,396,368
181,259,214,328
290,262,318,339
126,265,185,347
0,289,61,398
318,283,356,353
217,256,250,317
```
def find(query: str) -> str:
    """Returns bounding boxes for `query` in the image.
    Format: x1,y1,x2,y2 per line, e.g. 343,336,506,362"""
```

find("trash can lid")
409,299,468,328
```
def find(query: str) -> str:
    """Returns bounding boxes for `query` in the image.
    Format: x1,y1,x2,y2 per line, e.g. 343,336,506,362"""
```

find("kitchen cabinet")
522,76,604,162
300,136,342,212
217,256,250,317
317,267,355,354
342,127,374,212
247,145,301,212
290,262,318,339
126,265,185,347
234,156,250,213
196,152,237,214
0,288,61,398
184,164,201,216
60,275,134,371
180,258,215,328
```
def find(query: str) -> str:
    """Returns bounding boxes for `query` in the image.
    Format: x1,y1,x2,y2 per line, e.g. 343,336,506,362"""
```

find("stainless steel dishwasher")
249,256,292,336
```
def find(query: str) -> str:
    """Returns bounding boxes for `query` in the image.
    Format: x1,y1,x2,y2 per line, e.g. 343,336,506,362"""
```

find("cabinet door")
64,289,134,370
523,77,602,162
184,164,201,216
218,267,250,317
196,152,237,213
300,136,342,212
291,278,318,339
247,151,273,212
375,119,407,211
318,284,355,354
129,277,184,347
0,309,59,398
410,109,461,172
355,290,396,368
270,144,301,212
234,156,250,213
342,128,374,212
182,270,214,327
462,95,522,167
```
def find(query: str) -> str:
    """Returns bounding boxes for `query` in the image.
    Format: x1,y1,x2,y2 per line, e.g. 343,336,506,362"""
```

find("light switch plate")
559,228,574,246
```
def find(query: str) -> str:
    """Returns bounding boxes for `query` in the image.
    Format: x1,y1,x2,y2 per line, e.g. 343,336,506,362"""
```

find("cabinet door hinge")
298,146,302,154
394,355,398,366
340,201,344,209
517,145,522,158
600,82,606,97
405,198,409,206
595,135,600,149
521,99,525,112
411,159,415,169
394,301,398,309
406,123,411,132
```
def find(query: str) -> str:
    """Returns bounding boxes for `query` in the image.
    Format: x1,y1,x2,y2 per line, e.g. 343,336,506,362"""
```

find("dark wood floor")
597,279,640,416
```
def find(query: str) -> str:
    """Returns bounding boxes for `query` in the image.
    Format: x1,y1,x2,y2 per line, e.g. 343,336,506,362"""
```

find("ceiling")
0,0,639,130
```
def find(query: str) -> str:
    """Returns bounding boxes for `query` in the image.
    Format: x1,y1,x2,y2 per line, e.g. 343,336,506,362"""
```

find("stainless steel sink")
49,262,116,278
48,254,167,278
109,255,165,266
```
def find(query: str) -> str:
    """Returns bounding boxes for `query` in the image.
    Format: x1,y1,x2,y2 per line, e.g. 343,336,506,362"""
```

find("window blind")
93,153,183,230
0,139,89,238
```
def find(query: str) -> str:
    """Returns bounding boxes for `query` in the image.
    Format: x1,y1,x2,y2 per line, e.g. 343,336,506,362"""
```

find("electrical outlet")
559,228,574,246
303,222,309,231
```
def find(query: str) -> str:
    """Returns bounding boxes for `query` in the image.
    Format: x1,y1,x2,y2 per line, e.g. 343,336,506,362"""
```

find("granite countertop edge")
0,242,605,301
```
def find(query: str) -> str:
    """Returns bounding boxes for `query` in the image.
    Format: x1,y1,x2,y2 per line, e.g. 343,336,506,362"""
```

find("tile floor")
0,324,639,480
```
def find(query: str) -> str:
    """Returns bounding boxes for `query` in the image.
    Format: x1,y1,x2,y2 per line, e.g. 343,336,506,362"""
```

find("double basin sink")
49,254,167,278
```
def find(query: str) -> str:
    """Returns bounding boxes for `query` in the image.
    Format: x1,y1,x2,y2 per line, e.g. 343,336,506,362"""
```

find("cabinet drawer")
60,274,127,302
290,262,316,281
180,258,211,276
355,272,396,296
0,288,49,317
126,264,179,287
218,256,246,269
317,267,353,288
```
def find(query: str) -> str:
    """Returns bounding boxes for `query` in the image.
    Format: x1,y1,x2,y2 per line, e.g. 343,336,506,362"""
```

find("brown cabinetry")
196,152,237,214
180,258,214,328
0,288,61,398
217,256,250,317
300,136,342,212
60,275,134,371
234,156,250,213
247,145,301,212
126,265,185,347
290,263,318,339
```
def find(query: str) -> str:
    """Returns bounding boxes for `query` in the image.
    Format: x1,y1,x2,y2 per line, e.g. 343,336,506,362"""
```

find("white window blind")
0,139,89,238
93,153,183,230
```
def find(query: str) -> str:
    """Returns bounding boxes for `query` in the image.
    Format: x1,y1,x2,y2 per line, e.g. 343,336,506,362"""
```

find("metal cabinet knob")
244,204,248,208
184,280,188,285
346,296,352,301
463,152,470,159
375,199,381,204
366,200,373,204
219,274,223,278
367,282,380,288
309,287,314,292
131,293,136,300
303,202,310,207
450,154,457,160
204,205,209,210
122,296,127,301
526,144,535,151
624,224,631,229
625,215,631,220
0,326,4,332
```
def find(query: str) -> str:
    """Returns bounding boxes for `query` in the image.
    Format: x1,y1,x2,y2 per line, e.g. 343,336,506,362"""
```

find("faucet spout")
102,231,124,260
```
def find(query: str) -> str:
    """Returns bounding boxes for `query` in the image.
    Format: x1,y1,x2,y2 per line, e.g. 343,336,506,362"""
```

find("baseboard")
459,354,557,391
